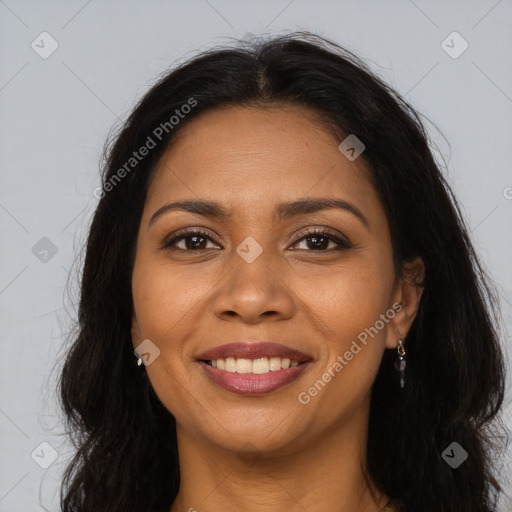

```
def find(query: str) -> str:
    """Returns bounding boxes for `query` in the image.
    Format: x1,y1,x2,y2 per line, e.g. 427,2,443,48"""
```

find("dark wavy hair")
58,31,509,511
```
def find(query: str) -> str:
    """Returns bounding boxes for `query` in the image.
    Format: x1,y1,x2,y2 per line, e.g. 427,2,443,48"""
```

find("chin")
189,410,311,456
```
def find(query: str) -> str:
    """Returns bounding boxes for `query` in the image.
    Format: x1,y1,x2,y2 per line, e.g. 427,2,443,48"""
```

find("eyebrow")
149,197,370,230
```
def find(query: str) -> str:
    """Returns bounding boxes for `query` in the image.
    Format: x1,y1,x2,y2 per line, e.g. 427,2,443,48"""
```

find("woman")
58,32,508,511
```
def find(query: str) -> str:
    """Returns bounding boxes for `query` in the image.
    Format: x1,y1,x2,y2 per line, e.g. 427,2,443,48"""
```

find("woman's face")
131,103,421,455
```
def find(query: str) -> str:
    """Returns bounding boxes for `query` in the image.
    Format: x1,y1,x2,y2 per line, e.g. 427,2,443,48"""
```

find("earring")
394,336,406,389
137,356,143,366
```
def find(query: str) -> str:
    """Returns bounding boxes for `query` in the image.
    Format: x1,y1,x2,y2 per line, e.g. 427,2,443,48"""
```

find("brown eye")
290,228,353,251
161,228,352,252
162,229,221,251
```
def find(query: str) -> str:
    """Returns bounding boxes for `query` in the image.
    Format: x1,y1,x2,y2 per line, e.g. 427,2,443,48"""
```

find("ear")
385,256,425,349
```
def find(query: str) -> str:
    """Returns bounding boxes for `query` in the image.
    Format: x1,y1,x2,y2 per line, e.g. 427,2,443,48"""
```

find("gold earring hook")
390,319,404,341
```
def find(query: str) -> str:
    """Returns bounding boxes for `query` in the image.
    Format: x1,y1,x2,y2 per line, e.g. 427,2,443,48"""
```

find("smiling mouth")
202,356,307,374
196,341,313,393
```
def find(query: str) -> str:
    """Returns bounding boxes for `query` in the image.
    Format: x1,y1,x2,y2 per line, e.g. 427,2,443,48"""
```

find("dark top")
381,498,405,512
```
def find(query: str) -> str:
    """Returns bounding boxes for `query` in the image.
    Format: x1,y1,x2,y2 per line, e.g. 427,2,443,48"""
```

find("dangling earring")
137,356,143,366
394,335,406,389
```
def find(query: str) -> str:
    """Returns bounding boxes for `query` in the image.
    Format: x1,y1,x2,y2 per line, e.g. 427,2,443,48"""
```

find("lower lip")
198,361,311,394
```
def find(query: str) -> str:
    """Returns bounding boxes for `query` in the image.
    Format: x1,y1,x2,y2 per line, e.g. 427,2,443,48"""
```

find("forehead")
145,104,382,223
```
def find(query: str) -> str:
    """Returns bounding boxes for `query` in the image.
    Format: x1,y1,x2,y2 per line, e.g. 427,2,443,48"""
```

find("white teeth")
225,357,236,372
235,358,252,374
208,356,301,374
252,357,270,374
269,357,281,371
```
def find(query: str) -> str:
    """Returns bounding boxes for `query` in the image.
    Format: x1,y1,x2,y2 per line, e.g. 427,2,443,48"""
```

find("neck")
169,398,389,512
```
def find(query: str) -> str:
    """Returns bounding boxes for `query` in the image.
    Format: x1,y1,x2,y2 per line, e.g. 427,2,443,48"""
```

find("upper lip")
196,341,312,362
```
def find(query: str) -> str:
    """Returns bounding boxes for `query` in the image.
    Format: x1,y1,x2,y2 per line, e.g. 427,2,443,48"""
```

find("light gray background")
1,1,511,510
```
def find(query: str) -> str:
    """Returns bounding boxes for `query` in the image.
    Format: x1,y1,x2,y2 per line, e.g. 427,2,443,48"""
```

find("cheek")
132,255,208,340
302,254,394,399
303,254,393,338
132,260,199,418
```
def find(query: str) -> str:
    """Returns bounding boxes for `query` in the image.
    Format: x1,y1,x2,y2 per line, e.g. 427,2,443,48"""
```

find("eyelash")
161,227,353,252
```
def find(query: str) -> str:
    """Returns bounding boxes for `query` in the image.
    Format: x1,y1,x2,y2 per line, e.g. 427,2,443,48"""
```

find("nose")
211,248,295,324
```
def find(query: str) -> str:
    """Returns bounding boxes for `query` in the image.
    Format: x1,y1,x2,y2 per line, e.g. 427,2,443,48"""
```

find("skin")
130,103,425,512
